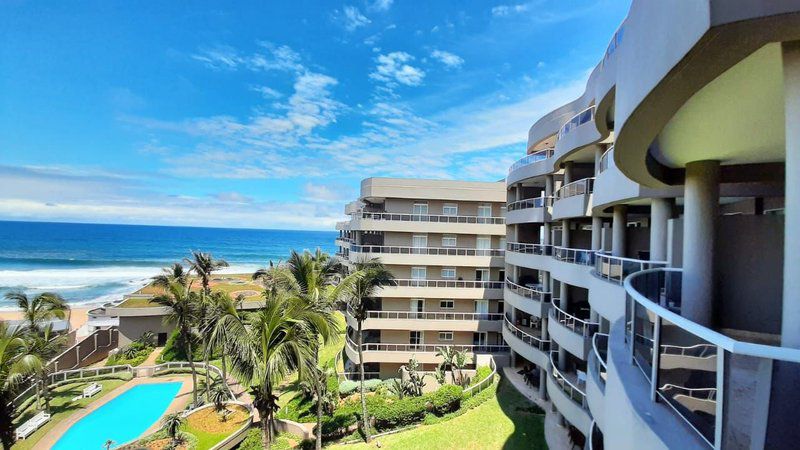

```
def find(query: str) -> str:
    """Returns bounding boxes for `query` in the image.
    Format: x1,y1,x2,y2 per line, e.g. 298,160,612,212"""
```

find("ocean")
0,221,336,309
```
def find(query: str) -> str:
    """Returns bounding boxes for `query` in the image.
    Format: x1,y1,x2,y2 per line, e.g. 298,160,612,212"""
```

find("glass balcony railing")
589,333,608,393
353,211,505,225
504,315,550,352
597,146,613,174
349,305,503,322
505,278,552,304
555,177,595,200
549,350,587,408
625,268,800,448
507,196,554,212
346,336,509,354
557,106,596,140
552,246,594,266
550,303,599,338
594,251,667,284
349,245,504,257
506,242,552,255
508,148,555,173
390,279,504,289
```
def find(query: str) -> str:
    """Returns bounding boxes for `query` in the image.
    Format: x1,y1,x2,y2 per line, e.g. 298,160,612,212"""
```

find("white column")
682,160,720,327
650,198,673,262
594,146,604,176
563,162,573,185
545,175,554,197
561,220,570,248
783,41,800,348
612,205,628,257
591,216,603,251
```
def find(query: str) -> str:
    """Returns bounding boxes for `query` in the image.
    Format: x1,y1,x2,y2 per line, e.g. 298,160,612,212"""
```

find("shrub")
370,395,428,430
106,344,153,367
157,329,202,363
363,378,382,391
470,366,493,387
338,380,358,396
428,384,463,415
326,373,339,397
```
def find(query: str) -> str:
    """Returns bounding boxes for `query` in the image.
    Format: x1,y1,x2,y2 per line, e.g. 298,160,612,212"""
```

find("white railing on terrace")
506,242,552,256
504,278,551,303
503,315,550,351
593,251,667,284
659,384,717,401
660,343,717,358
507,196,554,212
350,306,502,322
508,148,555,173
549,351,587,408
389,279,504,289
552,246,594,266
597,146,613,174
557,106,595,140
349,244,504,257
550,303,599,338
463,355,497,397
555,177,595,200
353,211,505,225
346,336,508,354
589,333,608,392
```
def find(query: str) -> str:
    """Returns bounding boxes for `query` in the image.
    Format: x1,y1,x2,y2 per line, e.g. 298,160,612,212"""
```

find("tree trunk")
261,413,271,450
186,334,198,405
316,390,323,450
357,320,371,442
204,345,211,402
41,378,51,413
221,354,227,385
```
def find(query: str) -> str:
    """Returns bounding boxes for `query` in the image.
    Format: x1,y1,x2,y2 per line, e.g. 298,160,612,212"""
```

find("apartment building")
503,2,800,450
336,177,510,379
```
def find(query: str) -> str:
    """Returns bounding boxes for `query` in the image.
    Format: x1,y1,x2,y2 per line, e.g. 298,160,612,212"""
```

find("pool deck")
36,375,193,449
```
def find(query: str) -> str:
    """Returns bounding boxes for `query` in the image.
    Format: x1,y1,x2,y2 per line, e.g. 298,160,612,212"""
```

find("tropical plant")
152,281,200,406
340,258,394,442
15,324,67,413
452,349,472,387
3,291,69,332
185,251,229,295
210,382,230,420
435,346,457,385
403,357,426,397
0,322,26,448
299,365,337,450
161,412,185,447
433,365,446,385
104,439,115,450
204,290,243,384
152,263,191,288
386,378,412,399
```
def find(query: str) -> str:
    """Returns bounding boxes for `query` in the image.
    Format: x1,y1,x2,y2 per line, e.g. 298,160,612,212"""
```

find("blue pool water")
52,381,183,450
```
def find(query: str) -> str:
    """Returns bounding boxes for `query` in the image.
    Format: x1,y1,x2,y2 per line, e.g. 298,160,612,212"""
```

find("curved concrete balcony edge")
506,206,549,225
548,310,592,361
547,369,593,436
502,325,549,369
504,286,547,319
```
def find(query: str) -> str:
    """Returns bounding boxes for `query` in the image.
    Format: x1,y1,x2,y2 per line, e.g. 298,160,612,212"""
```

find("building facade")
336,177,510,379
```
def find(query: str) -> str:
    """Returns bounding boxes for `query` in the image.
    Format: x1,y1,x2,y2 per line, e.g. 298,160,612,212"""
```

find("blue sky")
0,0,630,230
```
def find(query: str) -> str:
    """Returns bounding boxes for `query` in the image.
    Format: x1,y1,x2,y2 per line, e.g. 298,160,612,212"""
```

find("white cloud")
192,43,303,73
491,3,530,17
369,0,393,12
430,50,464,69
303,183,350,203
251,85,282,99
335,6,371,31
214,192,253,204
370,52,425,87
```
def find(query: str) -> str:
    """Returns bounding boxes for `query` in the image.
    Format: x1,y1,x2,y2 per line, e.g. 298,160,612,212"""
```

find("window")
439,332,454,342
410,299,424,312
443,203,458,216
412,234,428,248
441,267,456,279
476,236,491,249
442,235,457,247
440,300,454,309
475,269,489,281
413,202,429,215
477,204,492,217
411,267,427,280
410,331,423,345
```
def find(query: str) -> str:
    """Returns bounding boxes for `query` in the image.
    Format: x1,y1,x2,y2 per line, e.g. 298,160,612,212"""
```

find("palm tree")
204,291,243,385
227,294,337,450
185,251,229,295
436,346,457,384
341,258,394,443
152,281,200,405
15,324,67,413
0,322,26,448
152,263,191,288
452,349,471,387
161,412,185,447
103,439,115,450
3,292,69,332
300,365,337,450
210,382,230,420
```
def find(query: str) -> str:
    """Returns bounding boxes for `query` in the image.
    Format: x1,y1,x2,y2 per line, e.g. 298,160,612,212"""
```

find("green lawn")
12,378,130,450
329,379,547,450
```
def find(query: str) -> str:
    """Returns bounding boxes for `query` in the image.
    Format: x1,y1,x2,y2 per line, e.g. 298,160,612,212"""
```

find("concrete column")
563,162,573,185
590,309,599,323
515,185,522,201
591,216,603,251
594,146,604,176
612,205,628,257
545,175,554,197
542,222,551,246
783,41,800,348
538,370,547,398
682,160,720,327
650,198,673,262
561,220,570,248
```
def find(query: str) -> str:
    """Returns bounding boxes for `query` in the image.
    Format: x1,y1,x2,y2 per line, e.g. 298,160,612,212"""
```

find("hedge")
469,365,493,387
338,378,382,397
428,384,463,415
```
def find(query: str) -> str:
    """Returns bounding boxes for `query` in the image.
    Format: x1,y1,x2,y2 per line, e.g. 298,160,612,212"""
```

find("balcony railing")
549,351,587,408
352,306,502,322
508,148,555,173
505,278,551,304
507,196,554,212
504,315,550,352
552,246,594,266
597,146,613,174
349,245,504,257
550,303,599,338
593,251,667,284
625,268,800,448
557,106,595,140
390,279,504,289
353,211,505,225
346,336,508,354
555,177,595,200
506,242,552,256
589,333,608,392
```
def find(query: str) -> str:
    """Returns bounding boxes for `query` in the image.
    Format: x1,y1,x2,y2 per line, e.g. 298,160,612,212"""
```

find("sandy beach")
0,307,90,330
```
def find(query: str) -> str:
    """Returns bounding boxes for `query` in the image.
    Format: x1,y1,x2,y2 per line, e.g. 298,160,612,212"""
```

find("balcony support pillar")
538,370,547,399
612,205,627,257
563,162,573,185
545,175,554,197
561,220,570,248
594,146,604,176
649,198,673,262
591,216,603,251
783,41,800,348
682,160,720,327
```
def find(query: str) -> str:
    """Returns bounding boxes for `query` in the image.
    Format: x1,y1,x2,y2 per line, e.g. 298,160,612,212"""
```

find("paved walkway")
141,346,164,366
503,367,573,450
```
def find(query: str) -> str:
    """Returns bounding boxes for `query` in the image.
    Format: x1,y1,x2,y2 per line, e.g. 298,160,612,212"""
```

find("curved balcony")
552,246,594,266
506,197,553,225
345,306,503,332
587,333,608,431
597,146,612,175
553,106,601,165
504,278,551,318
557,106,596,140
547,351,592,435
593,252,667,284
505,242,553,273
624,268,800,448
548,303,598,360
591,145,657,210
348,244,504,267
552,178,594,220
377,278,504,300
344,335,508,365
506,148,555,186
502,315,550,368
349,211,505,235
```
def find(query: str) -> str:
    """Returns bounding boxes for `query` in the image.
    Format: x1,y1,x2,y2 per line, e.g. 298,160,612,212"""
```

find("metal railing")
353,211,505,225
347,336,508,354
549,351,587,408
597,146,613,174
553,246,594,266
507,196,554,212
550,303,599,338
463,356,497,397
589,333,608,392
508,148,555,173
503,315,550,352
350,306,502,322
506,242,552,255
557,106,595,140
349,244,504,257
389,279,503,289
555,177,595,200
593,251,667,284
504,278,551,304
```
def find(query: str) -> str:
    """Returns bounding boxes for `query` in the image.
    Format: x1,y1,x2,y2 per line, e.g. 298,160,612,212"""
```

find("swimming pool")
52,381,182,450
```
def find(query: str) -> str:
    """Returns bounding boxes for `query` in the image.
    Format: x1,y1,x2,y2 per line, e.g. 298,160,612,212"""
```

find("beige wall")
383,198,506,217
382,232,504,248
118,315,174,346
388,265,504,281
381,297,502,313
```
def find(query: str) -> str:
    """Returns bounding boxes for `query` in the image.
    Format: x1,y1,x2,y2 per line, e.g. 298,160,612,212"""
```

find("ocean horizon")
0,220,337,309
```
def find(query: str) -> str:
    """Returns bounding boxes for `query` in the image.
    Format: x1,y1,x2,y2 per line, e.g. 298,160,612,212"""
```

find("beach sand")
0,307,90,330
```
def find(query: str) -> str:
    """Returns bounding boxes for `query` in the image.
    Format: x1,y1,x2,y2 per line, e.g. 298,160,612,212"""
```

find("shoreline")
0,307,91,330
